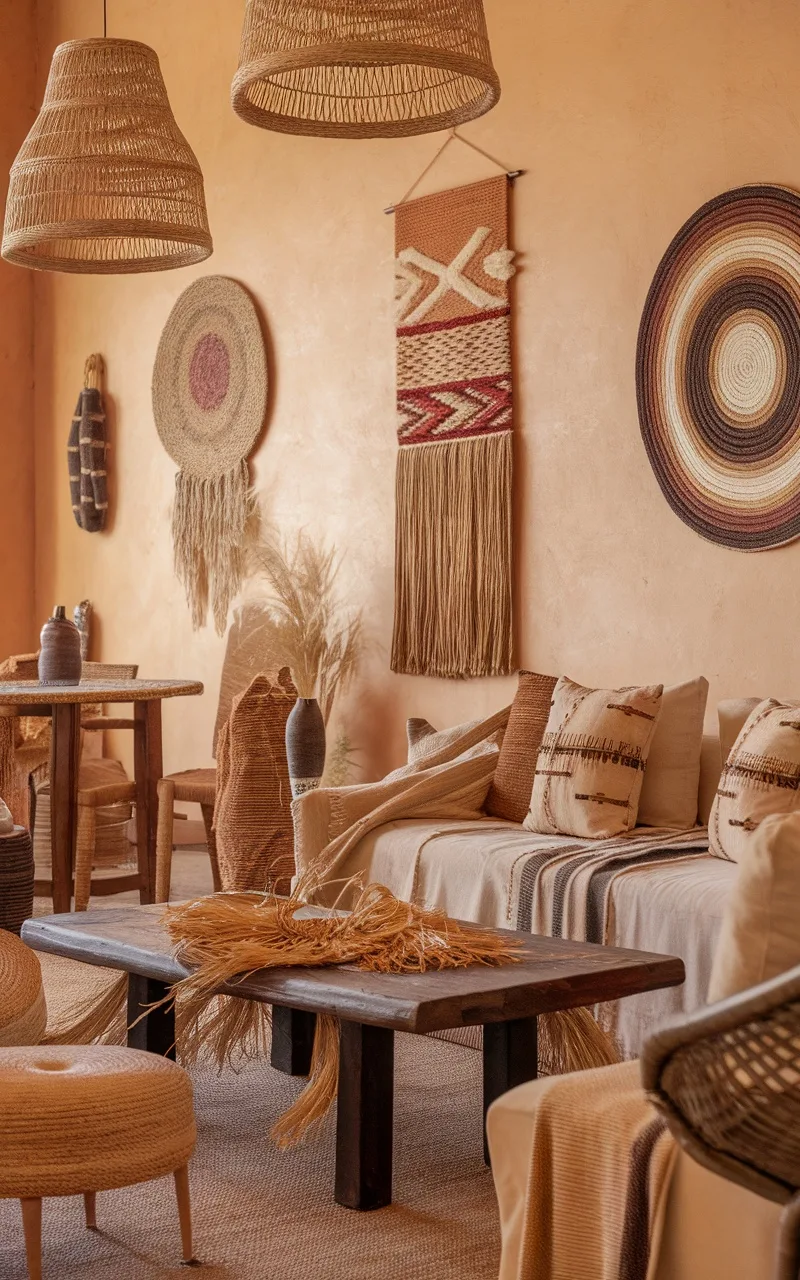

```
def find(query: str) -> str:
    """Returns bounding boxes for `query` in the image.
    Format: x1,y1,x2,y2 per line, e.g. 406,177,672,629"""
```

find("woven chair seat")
165,767,216,805
0,931,46,1048
0,1044,196,1199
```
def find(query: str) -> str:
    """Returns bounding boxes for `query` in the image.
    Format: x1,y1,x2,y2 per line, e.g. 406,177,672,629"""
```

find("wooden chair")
643,964,800,1280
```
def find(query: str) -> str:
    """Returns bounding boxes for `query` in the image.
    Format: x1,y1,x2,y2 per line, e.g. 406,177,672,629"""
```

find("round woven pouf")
0,930,46,1048
0,1045,197,1278
0,826,35,935
637,184,800,549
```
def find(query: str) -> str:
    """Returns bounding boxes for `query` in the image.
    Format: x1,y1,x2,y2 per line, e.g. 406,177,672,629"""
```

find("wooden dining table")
0,678,203,913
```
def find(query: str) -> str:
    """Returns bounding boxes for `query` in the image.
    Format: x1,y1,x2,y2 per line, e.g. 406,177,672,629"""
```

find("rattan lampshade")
231,0,500,138
2,39,212,274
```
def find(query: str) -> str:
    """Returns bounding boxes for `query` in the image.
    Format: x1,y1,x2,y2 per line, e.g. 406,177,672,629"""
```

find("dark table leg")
49,703,80,914
335,1021,394,1211
127,973,175,1060
483,1017,538,1165
134,700,163,905
271,1005,316,1076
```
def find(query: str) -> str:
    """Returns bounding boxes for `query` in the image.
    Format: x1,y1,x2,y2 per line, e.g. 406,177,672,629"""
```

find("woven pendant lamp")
231,0,500,139
2,38,212,273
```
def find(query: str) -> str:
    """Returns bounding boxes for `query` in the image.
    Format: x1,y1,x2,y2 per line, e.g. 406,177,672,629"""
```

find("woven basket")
0,827,34,936
232,0,500,138
2,38,212,274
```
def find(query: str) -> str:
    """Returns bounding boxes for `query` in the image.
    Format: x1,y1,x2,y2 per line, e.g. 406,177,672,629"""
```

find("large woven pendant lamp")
232,0,500,139
2,37,212,273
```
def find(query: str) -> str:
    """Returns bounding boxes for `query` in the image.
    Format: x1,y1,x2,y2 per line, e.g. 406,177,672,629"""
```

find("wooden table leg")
483,1017,538,1166
49,703,80,914
134,700,163,905
127,973,175,1059
270,1005,317,1076
335,1021,394,1211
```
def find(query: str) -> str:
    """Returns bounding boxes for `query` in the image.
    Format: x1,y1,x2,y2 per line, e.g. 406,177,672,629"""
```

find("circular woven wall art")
636,185,800,550
152,276,267,633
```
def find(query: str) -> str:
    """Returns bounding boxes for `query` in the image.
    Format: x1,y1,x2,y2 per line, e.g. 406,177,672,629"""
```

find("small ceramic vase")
38,605,82,685
285,697,326,799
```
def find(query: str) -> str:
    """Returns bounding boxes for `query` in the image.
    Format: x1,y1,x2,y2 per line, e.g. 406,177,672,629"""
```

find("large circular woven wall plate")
636,185,800,550
153,276,267,481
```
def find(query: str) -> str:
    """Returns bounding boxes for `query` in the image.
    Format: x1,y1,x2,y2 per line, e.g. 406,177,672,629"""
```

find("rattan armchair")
643,964,800,1280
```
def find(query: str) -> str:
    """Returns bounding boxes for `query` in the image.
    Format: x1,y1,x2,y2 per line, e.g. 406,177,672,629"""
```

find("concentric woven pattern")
153,276,267,480
0,1044,196,1198
2,39,211,274
637,185,800,549
232,0,499,138
0,930,46,1047
660,999,800,1191
0,826,34,935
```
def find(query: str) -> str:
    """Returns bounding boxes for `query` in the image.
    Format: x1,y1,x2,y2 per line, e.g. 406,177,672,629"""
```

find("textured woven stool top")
0,930,43,1035
0,1043,196,1199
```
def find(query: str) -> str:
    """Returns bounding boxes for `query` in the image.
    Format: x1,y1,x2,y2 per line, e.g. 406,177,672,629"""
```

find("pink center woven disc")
189,332,231,411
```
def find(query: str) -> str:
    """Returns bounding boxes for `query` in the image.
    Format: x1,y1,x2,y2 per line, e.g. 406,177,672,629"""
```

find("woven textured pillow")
485,671,558,823
637,676,709,829
708,812,800,1002
524,677,664,839
710,699,800,863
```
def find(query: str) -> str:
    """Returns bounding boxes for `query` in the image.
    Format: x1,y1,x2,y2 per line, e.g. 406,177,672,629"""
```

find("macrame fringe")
391,431,513,678
271,1013,340,1149
172,459,255,635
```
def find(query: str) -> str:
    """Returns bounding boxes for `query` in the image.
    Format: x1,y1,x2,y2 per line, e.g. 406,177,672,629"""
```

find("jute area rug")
0,857,501,1279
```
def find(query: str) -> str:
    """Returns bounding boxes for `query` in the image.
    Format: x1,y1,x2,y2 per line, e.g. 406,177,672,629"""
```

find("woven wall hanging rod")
384,128,523,214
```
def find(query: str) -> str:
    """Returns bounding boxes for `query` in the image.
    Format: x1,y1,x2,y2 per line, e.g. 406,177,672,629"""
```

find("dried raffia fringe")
172,459,256,635
391,431,513,679
44,882,619,1147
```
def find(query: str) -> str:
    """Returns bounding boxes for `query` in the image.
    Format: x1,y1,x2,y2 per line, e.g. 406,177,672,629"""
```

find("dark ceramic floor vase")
285,697,326,798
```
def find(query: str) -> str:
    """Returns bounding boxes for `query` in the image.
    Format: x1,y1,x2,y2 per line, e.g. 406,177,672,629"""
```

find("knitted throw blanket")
392,176,515,678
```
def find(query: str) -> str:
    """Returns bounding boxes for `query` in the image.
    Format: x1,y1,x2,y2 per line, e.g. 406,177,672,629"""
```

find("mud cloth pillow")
485,671,559,824
710,699,800,863
524,677,664,840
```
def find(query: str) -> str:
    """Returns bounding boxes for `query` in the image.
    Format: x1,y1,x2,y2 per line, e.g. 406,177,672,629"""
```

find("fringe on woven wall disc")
172,459,256,635
391,431,513,678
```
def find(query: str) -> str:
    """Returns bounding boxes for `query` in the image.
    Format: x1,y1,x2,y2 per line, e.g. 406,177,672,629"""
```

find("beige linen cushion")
718,697,762,766
638,677,709,829
708,811,800,1002
710,699,800,863
524,677,663,840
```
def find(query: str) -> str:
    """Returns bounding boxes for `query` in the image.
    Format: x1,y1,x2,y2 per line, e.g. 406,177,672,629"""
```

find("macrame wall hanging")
152,276,267,634
69,355,109,532
637,185,800,550
391,145,517,678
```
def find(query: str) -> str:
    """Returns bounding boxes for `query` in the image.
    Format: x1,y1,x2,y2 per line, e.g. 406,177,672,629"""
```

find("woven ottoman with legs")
0,1045,197,1279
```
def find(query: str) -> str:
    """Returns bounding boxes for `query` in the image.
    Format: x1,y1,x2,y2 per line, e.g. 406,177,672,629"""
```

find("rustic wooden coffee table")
23,905,684,1211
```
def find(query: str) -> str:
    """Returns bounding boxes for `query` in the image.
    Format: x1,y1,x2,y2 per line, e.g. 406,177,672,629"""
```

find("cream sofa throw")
525,677,664,840
710,699,800,862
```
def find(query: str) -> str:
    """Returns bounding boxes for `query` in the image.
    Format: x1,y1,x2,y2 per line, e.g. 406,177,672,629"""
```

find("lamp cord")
103,0,107,38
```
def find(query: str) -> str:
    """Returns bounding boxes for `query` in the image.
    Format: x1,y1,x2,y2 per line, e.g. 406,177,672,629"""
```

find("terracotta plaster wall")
0,0,36,657
30,0,800,779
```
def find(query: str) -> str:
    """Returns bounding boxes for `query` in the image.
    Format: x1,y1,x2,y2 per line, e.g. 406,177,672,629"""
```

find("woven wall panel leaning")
391,175,515,678
710,698,800,862
68,355,108,533
525,677,664,839
485,671,559,823
0,929,46,1048
214,669,297,895
0,1044,197,1276
0,823,34,936
152,276,267,634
